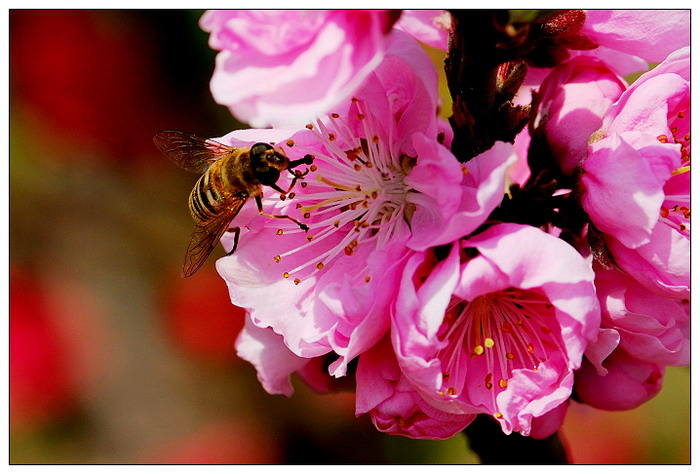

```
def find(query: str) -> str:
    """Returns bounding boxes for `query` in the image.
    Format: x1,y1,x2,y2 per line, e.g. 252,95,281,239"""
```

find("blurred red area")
562,402,642,463
144,420,281,464
10,266,110,432
10,267,76,429
10,10,219,163
159,266,246,366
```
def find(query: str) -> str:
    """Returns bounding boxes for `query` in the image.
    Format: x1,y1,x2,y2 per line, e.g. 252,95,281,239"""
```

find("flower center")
436,288,563,418
658,107,690,236
271,99,414,285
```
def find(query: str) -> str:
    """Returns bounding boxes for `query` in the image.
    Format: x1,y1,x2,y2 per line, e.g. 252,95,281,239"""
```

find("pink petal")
395,10,450,50
235,318,310,396
581,133,676,248
417,141,514,250
575,348,665,410
583,10,690,63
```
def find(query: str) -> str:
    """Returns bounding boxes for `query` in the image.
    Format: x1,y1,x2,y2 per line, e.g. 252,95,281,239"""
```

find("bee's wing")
181,197,247,278
153,130,235,174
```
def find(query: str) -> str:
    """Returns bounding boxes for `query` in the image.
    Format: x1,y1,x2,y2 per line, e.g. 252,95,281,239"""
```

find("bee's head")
250,142,290,185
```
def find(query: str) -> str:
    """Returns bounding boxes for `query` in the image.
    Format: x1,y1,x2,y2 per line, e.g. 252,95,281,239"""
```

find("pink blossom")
564,10,689,76
583,10,690,64
392,224,600,436
236,316,354,397
200,10,399,127
506,129,531,187
356,338,475,440
217,31,511,380
592,263,689,368
235,317,309,397
395,10,451,50
580,47,690,297
532,56,627,175
574,347,665,411
393,10,689,77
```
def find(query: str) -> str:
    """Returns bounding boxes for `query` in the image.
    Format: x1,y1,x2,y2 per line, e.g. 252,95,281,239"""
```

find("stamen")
435,290,563,416
266,98,413,283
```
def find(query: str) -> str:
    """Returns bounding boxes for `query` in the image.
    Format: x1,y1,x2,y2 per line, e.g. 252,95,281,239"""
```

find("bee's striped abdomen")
189,170,220,223
188,152,260,225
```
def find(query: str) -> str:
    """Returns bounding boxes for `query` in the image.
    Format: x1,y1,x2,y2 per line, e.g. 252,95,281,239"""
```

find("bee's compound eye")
250,143,273,158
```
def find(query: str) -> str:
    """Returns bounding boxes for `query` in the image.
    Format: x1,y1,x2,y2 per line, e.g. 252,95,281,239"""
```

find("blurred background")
9,10,690,464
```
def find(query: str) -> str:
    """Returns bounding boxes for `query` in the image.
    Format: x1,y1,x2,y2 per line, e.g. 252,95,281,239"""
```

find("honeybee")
153,130,313,277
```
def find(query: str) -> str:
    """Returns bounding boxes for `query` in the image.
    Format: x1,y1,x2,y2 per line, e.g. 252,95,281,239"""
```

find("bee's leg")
270,178,303,196
255,195,309,232
225,226,241,256
279,154,314,193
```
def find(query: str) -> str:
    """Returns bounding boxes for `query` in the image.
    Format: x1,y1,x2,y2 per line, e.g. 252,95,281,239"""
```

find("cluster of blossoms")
197,10,689,440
